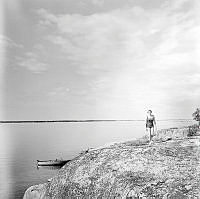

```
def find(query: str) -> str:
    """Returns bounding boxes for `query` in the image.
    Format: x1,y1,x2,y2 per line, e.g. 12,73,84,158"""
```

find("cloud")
0,35,23,75
34,0,200,118
38,7,150,74
90,0,104,6
0,35,23,49
49,86,70,97
17,52,48,74
0,35,23,58
38,1,199,62
37,0,200,72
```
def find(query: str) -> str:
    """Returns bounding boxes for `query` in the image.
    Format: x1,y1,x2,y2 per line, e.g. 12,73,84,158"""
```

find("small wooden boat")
37,159,70,166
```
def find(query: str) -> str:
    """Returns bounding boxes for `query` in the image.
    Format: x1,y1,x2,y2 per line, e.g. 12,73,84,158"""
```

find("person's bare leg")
149,128,152,141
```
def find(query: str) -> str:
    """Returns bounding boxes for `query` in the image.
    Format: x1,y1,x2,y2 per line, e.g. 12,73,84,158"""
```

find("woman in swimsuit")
146,110,157,142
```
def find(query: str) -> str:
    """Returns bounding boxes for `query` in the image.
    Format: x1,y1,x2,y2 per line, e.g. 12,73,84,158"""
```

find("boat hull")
37,160,69,166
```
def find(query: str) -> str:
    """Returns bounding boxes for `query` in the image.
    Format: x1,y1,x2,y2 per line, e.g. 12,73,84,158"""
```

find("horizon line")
0,119,193,124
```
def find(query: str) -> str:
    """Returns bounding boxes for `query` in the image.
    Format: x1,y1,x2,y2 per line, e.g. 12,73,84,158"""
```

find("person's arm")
153,116,157,131
145,117,148,131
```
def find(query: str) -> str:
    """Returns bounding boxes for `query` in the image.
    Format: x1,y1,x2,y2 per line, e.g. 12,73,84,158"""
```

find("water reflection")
37,165,63,170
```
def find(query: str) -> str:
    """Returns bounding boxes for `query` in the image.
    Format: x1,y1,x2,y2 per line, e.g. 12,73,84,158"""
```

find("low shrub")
187,124,199,137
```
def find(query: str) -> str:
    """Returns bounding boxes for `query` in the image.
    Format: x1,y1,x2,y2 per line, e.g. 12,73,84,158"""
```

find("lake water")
0,120,195,199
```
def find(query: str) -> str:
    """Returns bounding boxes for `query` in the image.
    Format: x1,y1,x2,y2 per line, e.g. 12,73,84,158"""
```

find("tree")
192,108,200,127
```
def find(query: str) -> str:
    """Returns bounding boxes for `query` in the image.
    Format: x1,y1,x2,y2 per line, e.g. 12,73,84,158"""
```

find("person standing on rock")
146,110,157,142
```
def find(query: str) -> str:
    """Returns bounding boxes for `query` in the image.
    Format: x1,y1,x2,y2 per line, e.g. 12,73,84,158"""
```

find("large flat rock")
24,129,200,198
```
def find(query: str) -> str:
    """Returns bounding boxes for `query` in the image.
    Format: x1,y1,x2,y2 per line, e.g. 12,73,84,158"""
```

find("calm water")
0,120,195,199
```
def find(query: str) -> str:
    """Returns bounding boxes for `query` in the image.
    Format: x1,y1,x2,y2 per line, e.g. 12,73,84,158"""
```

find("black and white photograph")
0,0,200,198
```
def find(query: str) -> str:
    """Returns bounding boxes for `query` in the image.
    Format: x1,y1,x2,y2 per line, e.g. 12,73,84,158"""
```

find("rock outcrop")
24,127,200,198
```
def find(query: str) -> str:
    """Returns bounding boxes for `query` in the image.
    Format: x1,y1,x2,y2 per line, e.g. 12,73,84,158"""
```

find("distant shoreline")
0,119,193,124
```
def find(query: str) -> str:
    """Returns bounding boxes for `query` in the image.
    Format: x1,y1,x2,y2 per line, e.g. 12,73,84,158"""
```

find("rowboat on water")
37,165,63,170
37,159,70,166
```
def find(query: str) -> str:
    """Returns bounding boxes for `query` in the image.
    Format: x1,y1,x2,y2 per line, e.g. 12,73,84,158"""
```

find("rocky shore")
24,126,200,199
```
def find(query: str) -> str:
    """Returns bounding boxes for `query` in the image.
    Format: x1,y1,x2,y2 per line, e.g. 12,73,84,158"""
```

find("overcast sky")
1,0,200,120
